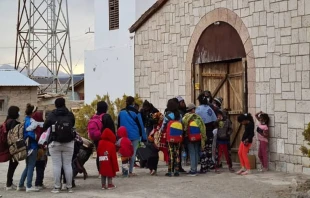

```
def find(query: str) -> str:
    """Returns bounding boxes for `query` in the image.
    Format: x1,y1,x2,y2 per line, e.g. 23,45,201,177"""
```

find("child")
236,113,255,175
146,132,160,175
255,111,269,172
215,110,234,173
97,128,119,189
18,104,43,192
32,111,47,189
116,126,134,177
160,99,183,177
182,103,206,176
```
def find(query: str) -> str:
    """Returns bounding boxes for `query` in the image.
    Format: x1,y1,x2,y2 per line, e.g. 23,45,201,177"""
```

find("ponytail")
237,113,254,123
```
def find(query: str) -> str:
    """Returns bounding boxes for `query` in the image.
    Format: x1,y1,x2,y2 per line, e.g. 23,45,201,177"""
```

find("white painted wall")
85,0,156,103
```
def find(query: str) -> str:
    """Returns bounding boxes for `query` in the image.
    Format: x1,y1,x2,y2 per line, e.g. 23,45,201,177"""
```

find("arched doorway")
185,8,255,162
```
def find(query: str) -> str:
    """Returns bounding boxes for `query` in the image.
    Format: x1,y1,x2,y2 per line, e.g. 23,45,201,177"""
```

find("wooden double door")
194,58,247,162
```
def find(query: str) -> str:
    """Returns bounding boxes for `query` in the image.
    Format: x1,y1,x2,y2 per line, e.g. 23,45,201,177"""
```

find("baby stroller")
73,137,94,179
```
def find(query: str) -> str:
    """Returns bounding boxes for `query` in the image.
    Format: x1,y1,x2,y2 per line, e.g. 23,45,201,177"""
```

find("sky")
0,0,95,74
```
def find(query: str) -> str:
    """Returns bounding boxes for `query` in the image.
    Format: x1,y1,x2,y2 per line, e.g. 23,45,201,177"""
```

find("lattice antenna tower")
15,0,74,96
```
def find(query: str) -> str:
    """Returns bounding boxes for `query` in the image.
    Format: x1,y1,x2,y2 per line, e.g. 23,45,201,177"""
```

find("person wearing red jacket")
97,128,119,189
116,126,134,177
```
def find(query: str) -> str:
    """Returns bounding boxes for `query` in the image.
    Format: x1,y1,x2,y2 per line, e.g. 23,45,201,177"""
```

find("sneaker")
16,186,26,191
150,170,157,176
67,188,73,193
26,187,40,193
236,168,246,175
187,171,197,176
51,188,60,193
6,184,17,191
165,172,172,177
107,184,116,190
102,185,107,190
241,170,251,175
61,184,67,191
174,172,180,177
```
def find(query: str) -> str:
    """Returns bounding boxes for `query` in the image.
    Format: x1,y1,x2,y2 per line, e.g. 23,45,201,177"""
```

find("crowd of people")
0,91,270,193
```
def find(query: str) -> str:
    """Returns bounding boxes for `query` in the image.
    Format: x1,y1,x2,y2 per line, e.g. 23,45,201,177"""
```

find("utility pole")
15,0,74,99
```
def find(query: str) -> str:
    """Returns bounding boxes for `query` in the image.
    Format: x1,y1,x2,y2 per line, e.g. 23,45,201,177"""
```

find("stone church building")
130,0,310,174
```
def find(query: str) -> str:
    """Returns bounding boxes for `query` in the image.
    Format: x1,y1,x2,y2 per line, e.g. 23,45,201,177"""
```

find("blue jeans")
129,139,140,173
19,149,38,188
188,141,200,173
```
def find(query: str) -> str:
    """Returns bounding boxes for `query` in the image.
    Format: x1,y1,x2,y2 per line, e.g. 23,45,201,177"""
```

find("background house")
131,0,310,174
0,69,39,123
84,0,156,104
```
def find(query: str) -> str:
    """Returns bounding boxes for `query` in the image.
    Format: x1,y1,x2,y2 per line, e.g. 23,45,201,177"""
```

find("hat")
186,103,196,111
176,96,184,102
214,97,223,106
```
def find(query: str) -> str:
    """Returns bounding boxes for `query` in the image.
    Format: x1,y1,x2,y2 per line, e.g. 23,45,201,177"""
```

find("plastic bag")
38,128,50,146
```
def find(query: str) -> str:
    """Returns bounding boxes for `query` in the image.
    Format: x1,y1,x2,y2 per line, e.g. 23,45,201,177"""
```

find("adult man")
118,96,146,176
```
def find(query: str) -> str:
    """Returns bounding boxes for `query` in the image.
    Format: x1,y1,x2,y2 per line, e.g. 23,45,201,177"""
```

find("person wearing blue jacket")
118,96,146,176
18,104,43,193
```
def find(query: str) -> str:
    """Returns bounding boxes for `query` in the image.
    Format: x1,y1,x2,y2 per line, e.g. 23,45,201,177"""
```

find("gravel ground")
0,158,304,198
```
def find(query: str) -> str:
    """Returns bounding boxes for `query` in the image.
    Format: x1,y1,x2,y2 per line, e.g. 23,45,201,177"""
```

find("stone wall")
134,0,310,174
0,86,38,123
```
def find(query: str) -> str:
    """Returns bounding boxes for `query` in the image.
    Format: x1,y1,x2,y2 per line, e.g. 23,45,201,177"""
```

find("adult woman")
118,96,146,176
195,93,217,173
4,106,20,191
43,98,75,193
18,104,43,192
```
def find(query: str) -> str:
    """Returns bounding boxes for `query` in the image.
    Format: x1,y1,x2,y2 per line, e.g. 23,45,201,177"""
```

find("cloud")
0,0,94,74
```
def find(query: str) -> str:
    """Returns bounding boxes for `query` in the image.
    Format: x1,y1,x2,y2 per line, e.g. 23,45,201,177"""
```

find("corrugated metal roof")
0,69,40,87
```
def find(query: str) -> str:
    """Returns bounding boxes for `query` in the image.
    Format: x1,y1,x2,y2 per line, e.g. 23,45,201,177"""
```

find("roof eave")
129,0,169,33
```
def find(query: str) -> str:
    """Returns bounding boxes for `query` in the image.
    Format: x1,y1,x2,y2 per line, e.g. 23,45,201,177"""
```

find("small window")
109,0,119,30
0,100,4,112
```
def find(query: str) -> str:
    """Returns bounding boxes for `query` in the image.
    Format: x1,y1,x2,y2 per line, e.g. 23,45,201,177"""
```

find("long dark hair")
259,113,270,125
166,99,180,120
237,113,254,124
25,103,37,116
6,106,20,121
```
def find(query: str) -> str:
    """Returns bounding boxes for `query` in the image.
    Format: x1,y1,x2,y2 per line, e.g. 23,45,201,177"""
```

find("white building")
84,0,156,103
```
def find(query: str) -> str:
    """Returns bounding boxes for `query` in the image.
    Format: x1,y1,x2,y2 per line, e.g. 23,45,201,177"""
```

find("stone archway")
185,8,256,114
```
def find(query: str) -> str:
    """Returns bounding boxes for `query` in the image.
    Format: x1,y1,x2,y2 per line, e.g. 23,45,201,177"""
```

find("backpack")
188,120,201,142
0,122,10,162
118,137,134,157
217,120,231,140
87,114,104,141
7,122,27,162
53,115,75,143
166,118,183,143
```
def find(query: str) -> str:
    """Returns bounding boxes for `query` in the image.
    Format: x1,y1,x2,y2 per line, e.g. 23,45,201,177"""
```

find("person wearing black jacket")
94,101,116,173
4,106,20,191
236,113,255,175
43,98,76,193
140,100,159,137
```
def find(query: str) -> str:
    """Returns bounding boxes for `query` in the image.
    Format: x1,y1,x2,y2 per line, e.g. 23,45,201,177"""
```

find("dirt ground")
0,158,308,198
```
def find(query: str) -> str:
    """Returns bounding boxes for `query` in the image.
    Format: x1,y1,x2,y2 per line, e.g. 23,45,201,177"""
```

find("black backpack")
54,115,75,143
